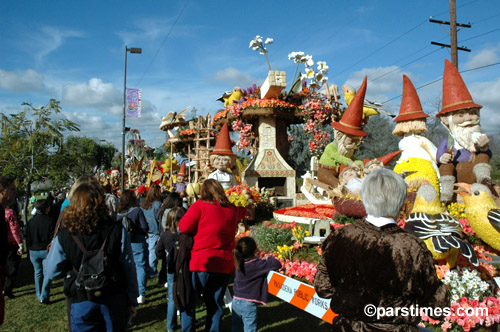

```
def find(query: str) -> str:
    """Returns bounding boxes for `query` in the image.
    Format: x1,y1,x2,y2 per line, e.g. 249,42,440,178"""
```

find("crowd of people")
0,175,286,332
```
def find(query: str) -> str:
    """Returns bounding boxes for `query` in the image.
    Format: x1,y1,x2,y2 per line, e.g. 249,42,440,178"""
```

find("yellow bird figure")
343,84,395,124
216,87,244,107
405,183,478,268
456,183,500,251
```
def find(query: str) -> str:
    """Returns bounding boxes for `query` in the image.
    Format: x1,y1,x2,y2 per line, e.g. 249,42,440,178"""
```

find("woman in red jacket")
179,179,247,332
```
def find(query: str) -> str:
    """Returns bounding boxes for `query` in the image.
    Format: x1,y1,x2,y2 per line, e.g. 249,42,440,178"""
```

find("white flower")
319,76,328,84
288,52,297,60
264,38,273,45
260,49,268,55
451,294,460,302
317,61,328,71
305,68,315,79
299,72,309,82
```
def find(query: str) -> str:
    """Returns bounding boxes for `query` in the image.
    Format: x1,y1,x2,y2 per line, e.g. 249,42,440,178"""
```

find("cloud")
211,67,256,87
0,69,45,93
345,66,405,96
30,26,84,64
469,77,500,133
63,78,121,111
463,46,500,70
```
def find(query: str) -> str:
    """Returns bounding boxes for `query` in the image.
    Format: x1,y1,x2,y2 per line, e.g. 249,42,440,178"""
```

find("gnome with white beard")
436,59,493,202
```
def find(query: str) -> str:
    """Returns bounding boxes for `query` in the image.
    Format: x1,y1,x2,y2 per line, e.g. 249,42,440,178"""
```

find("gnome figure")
317,77,368,188
173,162,188,196
363,150,402,175
392,75,440,194
208,122,238,190
436,60,493,202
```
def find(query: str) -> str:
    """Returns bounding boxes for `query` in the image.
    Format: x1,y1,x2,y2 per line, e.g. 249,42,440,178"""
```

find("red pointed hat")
437,59,482,117
377,150,403,165
339,163,349,175
211,122,235,156
332,76,367,137
394,75,429,122
178,162,187,177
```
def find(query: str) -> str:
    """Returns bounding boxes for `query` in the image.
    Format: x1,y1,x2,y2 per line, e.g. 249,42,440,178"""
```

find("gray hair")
361,169,407,218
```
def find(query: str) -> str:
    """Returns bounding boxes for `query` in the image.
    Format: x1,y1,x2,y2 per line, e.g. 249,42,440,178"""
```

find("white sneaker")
137,295,146,304
164,282,168,288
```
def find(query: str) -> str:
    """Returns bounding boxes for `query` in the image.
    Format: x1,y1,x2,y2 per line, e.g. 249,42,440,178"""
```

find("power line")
333,19,428,78
381,61,500,104
134,0,191,87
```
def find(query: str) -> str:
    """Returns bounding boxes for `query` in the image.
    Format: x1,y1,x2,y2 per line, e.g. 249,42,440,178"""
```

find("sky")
1,0,499,151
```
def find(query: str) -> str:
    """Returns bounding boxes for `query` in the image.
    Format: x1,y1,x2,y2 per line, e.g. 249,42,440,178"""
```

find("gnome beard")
447,116,482,152
335,130,357,158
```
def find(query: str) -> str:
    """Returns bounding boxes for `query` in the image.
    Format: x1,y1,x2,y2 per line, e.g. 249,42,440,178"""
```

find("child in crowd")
231,237,282,332
155,207,186,332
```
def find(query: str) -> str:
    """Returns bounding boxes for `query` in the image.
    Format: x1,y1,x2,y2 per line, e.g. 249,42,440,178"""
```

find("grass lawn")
2,255,332,331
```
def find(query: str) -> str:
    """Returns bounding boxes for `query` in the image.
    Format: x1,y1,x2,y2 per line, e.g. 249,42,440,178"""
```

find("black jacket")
26,214,56,250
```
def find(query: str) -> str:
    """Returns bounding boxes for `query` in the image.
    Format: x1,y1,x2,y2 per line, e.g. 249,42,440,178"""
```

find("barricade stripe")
289,284,315,310
267,271,337,324
268,272,287,296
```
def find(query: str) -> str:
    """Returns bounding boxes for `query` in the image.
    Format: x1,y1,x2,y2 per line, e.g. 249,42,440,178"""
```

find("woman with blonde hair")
45,183,139,331
179,179,247,332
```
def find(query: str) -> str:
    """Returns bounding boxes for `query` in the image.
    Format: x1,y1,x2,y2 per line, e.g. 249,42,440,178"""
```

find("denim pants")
231,298,258,332
181,271,230,332
147,233,160,277
70,293,128,332
29,250,51,301
131,235,148,296
167,272,178,331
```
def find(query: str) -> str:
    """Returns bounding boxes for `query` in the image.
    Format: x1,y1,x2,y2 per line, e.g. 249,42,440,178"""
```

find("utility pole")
430,0,471,69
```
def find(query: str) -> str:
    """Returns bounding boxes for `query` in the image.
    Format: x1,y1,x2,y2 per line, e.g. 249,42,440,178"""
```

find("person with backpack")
44,182,139,331
140,184,162,279
231,237,281,332
117,189,149,304
178,179,247,332
155,207,186,332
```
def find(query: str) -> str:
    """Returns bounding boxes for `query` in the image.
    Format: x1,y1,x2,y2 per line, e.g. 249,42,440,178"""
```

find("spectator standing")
141,184,162,278
231,237,281,332
158,191,183,286
0,176,16,325
103,183,119,220
44,183,138,331
4,200,23,299
178,179,247,332
314,169,449,331
117,189,149,304
25,199,56,303
156,207,186,332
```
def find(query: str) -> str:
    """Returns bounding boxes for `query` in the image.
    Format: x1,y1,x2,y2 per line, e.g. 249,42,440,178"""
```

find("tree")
63,136,116,177
355,116,400,163
287,124,312,175
0,99,80,222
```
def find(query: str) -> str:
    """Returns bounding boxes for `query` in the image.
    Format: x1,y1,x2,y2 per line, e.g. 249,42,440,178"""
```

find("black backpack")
71,231,116,301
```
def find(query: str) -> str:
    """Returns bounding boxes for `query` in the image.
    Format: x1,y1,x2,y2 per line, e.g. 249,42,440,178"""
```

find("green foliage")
250,220,293,253
0,99,80,192
287,124,312,175
62,136,116,177
333,214,356,225
293,246,321,265
354,116,399,162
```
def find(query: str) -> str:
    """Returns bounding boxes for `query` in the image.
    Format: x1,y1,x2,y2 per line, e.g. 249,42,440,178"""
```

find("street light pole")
122,46,142,193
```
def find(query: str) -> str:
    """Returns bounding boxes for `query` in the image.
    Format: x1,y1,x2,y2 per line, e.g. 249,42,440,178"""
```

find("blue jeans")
70,293,128,332
167,272,178,331
231,298,257,332
30,250,51,301
131,235,148,296
181,271,230,332
147,233,160,277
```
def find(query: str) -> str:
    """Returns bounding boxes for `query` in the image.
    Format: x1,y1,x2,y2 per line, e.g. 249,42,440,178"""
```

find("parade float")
102,35,499,332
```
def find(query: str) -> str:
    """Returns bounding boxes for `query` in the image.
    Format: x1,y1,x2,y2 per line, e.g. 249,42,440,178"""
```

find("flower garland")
274,204,335,220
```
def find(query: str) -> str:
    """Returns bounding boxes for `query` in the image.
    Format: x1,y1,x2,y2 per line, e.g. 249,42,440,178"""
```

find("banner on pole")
126,88,141,118
267,271,337,324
